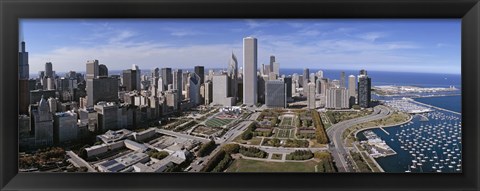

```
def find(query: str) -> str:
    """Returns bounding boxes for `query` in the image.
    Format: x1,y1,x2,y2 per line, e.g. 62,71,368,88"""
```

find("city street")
156,129,210,143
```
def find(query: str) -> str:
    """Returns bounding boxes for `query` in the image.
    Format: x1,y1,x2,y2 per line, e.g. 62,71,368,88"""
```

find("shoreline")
373,92,461,98
353,114,413,138
354,97,460,173
409,98,461,115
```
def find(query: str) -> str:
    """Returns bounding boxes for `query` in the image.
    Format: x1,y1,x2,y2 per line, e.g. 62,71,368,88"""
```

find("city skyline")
21,19,460,74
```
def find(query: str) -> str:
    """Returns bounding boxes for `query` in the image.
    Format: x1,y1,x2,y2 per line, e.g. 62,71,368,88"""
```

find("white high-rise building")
316,70,324,79
326,87,349,109
86,60,99,80
157,78,164,93
204,80,213,105
243,37,258,106
273,62,280,76
348,75,356,106
213,75,235,106
307,82,316,109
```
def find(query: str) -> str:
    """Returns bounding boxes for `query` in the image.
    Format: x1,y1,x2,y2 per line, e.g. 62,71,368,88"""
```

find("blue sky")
20,19,461,74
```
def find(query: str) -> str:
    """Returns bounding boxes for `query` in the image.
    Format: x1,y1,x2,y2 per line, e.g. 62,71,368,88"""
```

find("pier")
408,98,461,115
416,114,429,121
379,127,390,135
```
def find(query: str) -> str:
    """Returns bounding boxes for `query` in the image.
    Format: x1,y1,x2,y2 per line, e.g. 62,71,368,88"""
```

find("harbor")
357,95,461,173
359,130,396,158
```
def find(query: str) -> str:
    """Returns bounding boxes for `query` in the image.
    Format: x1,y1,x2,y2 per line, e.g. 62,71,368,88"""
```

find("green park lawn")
226,158,317,172
205,117,234,127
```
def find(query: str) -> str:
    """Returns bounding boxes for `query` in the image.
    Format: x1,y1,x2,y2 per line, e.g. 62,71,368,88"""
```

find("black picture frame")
1,0,479,191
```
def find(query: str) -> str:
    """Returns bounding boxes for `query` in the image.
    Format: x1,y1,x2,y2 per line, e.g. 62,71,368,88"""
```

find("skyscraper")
326,87,349,109
45,62,53,78
331,80,340,88
151,68,160,96
161,68,172,90
303,68,310,88
284,76,293,101
228,53,239,100
269,55,275,73
348,75,356,107
316,70,324,79
132,64,141,91
307,82,316,109
86,60,99,80
19,41,31,114
173,69,183,107
19,41,29,80
357,69,371,108
204,80,213,105
265,80,286,108
243,37,258,106
273,62,280,76
87,61,118,106
122,69,137,91
94,102,118,132
53,111,78,144
194,66,205,85
99,64,109,77
87,77,119,107
157,78,164,93
212,74,235,106
189,73,201,106
33,96,54,147
340,71,346,88
257,75,268,104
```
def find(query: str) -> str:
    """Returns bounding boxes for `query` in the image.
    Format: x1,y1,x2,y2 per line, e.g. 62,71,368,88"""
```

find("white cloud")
245,19,262,29
436,43,452,48
29,42,242,73
357,32,387,42
27,22,458,75
108,30,136,43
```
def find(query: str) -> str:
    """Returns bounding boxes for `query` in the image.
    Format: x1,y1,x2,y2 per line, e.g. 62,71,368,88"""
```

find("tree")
148,150,169,160
78,144,90,159
222,144,240,154
197,140,216,157
241,131,253,140
312,110,329,144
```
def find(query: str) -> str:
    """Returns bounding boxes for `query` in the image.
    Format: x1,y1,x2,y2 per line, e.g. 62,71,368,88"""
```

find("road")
216,120,253,144
237,143,328,154
189,120,254,172
326,105,392,172
66,151,97,172
156,129,210,143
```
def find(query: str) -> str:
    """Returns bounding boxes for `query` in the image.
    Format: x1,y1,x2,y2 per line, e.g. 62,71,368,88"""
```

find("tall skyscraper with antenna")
19,41,29,80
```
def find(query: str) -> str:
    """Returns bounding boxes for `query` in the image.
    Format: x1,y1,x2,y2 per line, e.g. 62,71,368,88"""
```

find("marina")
359,130,396,158
357,95,461,173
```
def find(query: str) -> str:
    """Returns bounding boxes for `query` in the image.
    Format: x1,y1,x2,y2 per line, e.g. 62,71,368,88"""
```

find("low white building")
124,139,148,152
